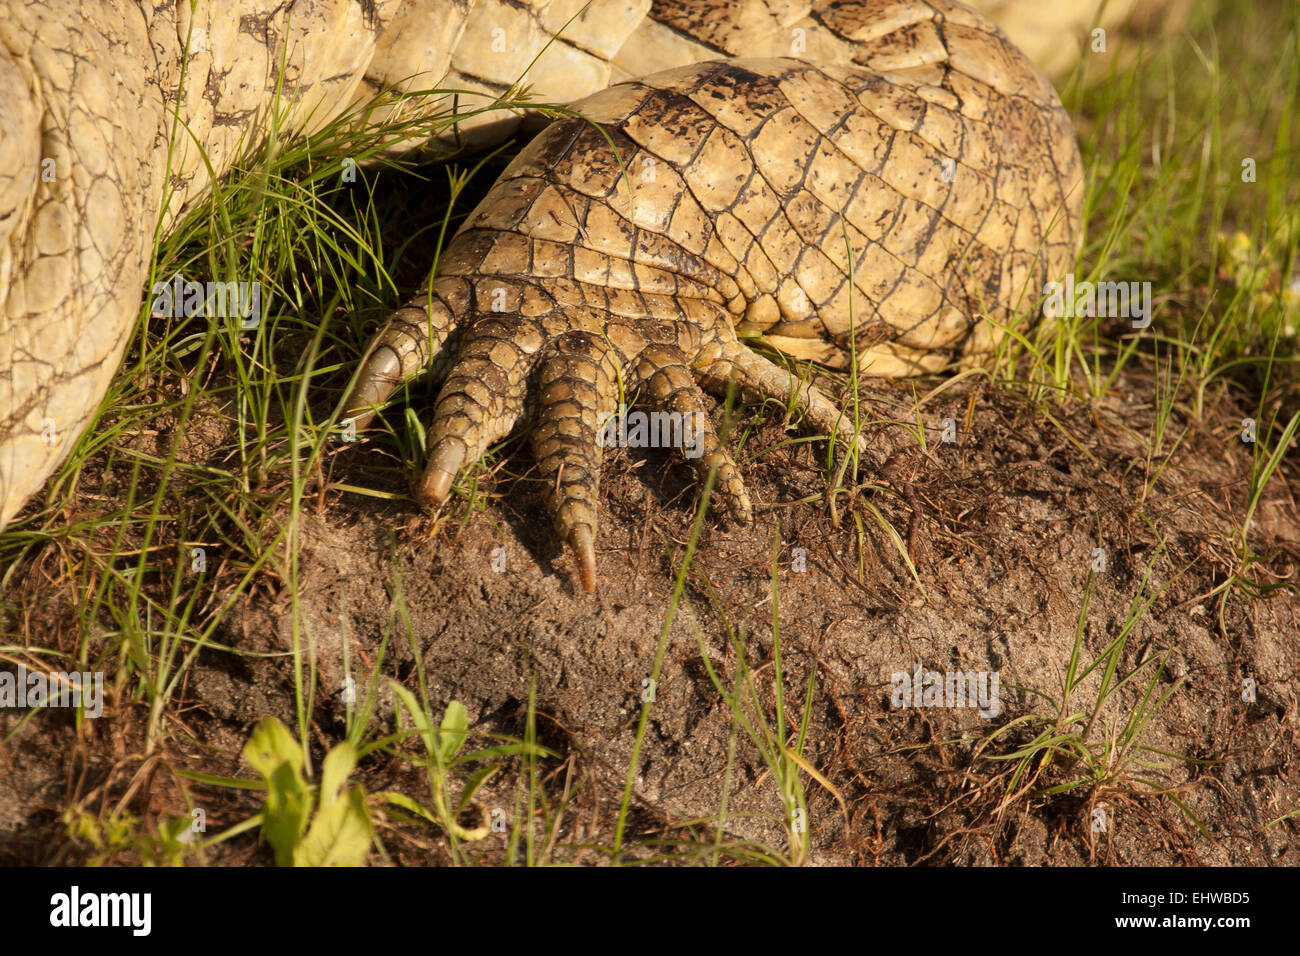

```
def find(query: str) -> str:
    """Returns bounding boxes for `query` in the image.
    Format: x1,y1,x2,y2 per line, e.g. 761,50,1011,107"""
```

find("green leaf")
389,682,436,758
295,786,373,867
455,764,498,814
404,407,428,456
243,717,305,781
379,791,439,826
319,742,358,805
263,763,313,866
458,743,556,763
242,718,313,866
438,701,469,765
172,769,266,790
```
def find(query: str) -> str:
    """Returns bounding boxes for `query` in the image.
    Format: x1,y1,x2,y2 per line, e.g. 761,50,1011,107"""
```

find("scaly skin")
342,9,1083,591
0,0,652,528
0,0,1100,534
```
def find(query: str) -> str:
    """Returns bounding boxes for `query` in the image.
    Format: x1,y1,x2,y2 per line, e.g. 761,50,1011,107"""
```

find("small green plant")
62,808,193,867
380,692,493,842
976,554,1212,848
329,575,564,863
681,527,847,866
243,716,375,866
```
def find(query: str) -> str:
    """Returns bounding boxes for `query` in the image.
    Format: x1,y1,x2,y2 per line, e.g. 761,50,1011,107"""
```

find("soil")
3,352,1297,866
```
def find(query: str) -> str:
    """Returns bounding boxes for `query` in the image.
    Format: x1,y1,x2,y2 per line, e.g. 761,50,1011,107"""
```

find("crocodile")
0,0,1089,566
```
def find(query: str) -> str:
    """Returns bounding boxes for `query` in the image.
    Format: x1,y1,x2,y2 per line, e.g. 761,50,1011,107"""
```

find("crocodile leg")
341,283,462,430
530,329,621,593
626,343,753,524
335,5,1083,592
366,295,864,591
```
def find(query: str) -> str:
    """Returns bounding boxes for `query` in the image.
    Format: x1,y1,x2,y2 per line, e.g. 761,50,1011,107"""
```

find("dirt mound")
113,364,1298,865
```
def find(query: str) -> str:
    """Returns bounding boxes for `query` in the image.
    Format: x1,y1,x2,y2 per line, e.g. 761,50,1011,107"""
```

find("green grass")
3,1,1298,865
977,555,1213,849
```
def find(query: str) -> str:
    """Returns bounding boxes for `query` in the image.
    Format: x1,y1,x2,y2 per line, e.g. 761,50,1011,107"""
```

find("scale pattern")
0,0,1086,543
343,26,1082,590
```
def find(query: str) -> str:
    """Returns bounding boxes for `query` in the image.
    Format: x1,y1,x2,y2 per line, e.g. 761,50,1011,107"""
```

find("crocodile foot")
344,292,863,594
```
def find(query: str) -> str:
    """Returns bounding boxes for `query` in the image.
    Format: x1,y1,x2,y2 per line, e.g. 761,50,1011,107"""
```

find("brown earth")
2,345,1296,865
